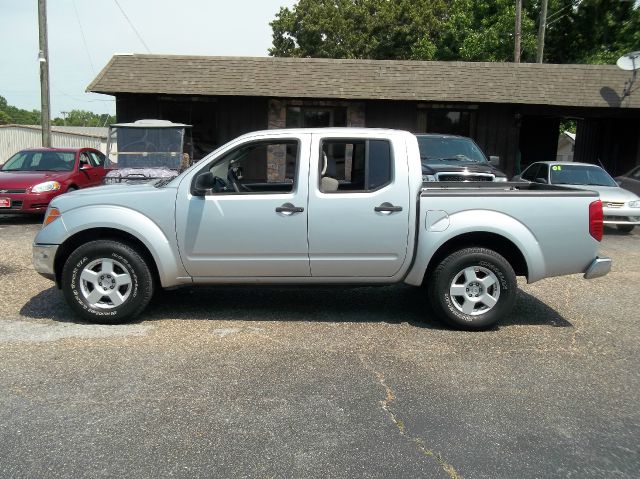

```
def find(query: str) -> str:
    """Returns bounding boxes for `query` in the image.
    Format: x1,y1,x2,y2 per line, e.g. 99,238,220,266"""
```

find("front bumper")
583,256,612,280
0,191,59,214
32,243,59,281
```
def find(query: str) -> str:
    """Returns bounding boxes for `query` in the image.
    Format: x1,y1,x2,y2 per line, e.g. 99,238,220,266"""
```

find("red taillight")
589,200,603,242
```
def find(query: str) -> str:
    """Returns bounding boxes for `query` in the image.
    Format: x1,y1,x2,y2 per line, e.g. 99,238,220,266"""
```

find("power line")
547,3,573,22
72,0,96,74
112,0,151,54
51,84,115,103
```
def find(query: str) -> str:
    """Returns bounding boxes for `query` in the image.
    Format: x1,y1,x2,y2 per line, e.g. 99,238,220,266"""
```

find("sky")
0,0,296,117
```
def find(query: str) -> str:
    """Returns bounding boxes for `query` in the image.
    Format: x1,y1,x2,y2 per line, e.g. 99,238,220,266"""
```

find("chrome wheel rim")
79,258,132,309
449,266,500,316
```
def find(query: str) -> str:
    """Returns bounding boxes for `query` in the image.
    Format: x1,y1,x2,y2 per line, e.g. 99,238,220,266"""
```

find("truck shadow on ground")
21,284,571,330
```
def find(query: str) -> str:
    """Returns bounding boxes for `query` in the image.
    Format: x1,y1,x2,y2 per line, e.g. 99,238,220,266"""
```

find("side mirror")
489,155,500,167
192,171,215,195
79,163,92,170
534,177,548,184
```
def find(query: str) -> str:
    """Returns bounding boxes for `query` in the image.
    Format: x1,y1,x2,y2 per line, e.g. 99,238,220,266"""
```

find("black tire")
617,224,634,234
61,240,154,324
427,247,517,330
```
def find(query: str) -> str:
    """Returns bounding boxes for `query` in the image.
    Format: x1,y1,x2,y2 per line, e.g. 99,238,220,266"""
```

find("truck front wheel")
427,247,517,330
61,240,154,324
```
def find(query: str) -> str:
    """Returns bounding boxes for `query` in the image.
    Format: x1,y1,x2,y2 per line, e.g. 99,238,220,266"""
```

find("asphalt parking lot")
0,214,638,479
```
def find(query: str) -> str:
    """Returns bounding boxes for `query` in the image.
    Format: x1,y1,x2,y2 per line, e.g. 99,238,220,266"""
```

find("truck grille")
604,202,624,208
436,173,495,182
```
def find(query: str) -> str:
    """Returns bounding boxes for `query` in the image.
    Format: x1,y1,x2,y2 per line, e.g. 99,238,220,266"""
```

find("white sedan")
514,161,640,233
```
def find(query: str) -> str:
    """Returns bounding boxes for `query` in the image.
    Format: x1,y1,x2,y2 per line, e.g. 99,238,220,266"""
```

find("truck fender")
404,209,546,286
54,205,188,288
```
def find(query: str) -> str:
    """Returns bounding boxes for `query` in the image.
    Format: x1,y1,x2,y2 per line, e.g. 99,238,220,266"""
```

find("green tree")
269,0,447,60
543,0,640,64
0,95,40,124
270,0,639,64
1,95,114,127
436,0,537,62
0,110,11,125
52,109,115,127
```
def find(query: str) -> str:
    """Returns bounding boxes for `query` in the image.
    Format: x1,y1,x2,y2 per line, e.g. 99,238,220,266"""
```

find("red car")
0,148,108,214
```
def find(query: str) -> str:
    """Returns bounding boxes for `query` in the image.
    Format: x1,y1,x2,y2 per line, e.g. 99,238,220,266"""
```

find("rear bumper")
583,256,612,280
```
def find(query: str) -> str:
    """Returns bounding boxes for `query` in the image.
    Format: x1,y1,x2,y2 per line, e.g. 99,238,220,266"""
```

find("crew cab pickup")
32,128,611,330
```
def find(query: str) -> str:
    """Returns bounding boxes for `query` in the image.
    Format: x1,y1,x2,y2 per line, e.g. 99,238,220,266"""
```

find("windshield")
1,150,75,172
106,127,185,170
550,164,618,187
417,136,488,164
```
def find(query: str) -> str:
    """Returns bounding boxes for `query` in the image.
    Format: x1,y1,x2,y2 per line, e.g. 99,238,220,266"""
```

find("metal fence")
0,126,107,161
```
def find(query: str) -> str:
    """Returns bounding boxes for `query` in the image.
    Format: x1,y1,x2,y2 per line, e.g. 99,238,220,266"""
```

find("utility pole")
536,0,548,63
38,0,52,147
514,0,522,63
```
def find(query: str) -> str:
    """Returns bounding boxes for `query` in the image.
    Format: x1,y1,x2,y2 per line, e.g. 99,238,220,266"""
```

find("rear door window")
319,139,393,193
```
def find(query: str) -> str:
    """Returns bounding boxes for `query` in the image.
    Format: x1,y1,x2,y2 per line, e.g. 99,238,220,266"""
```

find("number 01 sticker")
552,165,562,171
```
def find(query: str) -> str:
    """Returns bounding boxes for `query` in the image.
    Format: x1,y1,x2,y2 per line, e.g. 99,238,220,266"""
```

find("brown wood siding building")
89,55,640,176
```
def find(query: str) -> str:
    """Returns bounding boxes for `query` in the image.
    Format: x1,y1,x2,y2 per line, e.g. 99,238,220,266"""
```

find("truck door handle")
375,203,403,213
276,203,304,214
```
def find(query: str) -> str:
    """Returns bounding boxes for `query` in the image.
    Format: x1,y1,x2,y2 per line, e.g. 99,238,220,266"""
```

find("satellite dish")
616,51,640,71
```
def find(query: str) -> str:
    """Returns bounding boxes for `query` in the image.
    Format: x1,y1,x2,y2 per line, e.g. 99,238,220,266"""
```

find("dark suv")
416,134,507,182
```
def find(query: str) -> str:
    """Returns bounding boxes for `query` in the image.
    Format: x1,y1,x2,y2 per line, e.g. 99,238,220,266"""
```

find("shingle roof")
87,54,640,109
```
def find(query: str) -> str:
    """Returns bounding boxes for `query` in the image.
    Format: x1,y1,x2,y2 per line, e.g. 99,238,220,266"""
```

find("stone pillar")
268,99,286,129
348,103,365,127
267,99,287,181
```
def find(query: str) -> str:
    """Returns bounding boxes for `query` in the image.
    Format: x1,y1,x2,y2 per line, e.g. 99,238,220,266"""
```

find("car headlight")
494,177,508,182
628,200,640,208
423,175,437,182
31,181,61,193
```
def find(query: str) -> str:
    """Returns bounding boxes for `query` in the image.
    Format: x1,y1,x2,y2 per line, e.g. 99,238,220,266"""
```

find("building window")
418,109,473,136
286,107,347,128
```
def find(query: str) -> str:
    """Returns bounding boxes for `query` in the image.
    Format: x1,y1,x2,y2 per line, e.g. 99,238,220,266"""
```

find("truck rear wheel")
427,247,517,330
61,240,154,324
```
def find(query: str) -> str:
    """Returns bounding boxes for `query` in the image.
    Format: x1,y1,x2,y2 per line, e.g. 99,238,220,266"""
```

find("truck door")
307,133,411,277
175,134,311,277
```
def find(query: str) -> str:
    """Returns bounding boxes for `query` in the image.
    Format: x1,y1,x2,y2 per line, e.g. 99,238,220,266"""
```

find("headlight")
31,181,61,193
494,177,508,182
423,175,437,182
628,200,640,208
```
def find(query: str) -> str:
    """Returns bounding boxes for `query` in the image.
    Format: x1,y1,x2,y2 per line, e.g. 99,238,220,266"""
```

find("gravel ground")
0,214,638,478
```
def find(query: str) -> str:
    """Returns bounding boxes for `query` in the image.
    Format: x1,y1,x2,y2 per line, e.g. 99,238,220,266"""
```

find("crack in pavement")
359,355,462,479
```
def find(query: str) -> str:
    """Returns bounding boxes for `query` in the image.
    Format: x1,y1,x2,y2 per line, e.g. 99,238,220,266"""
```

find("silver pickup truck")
32,128,611,330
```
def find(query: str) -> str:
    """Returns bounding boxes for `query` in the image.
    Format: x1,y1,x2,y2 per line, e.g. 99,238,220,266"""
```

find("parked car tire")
427,247,517,330
61,240,154,324
617,224,635,234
